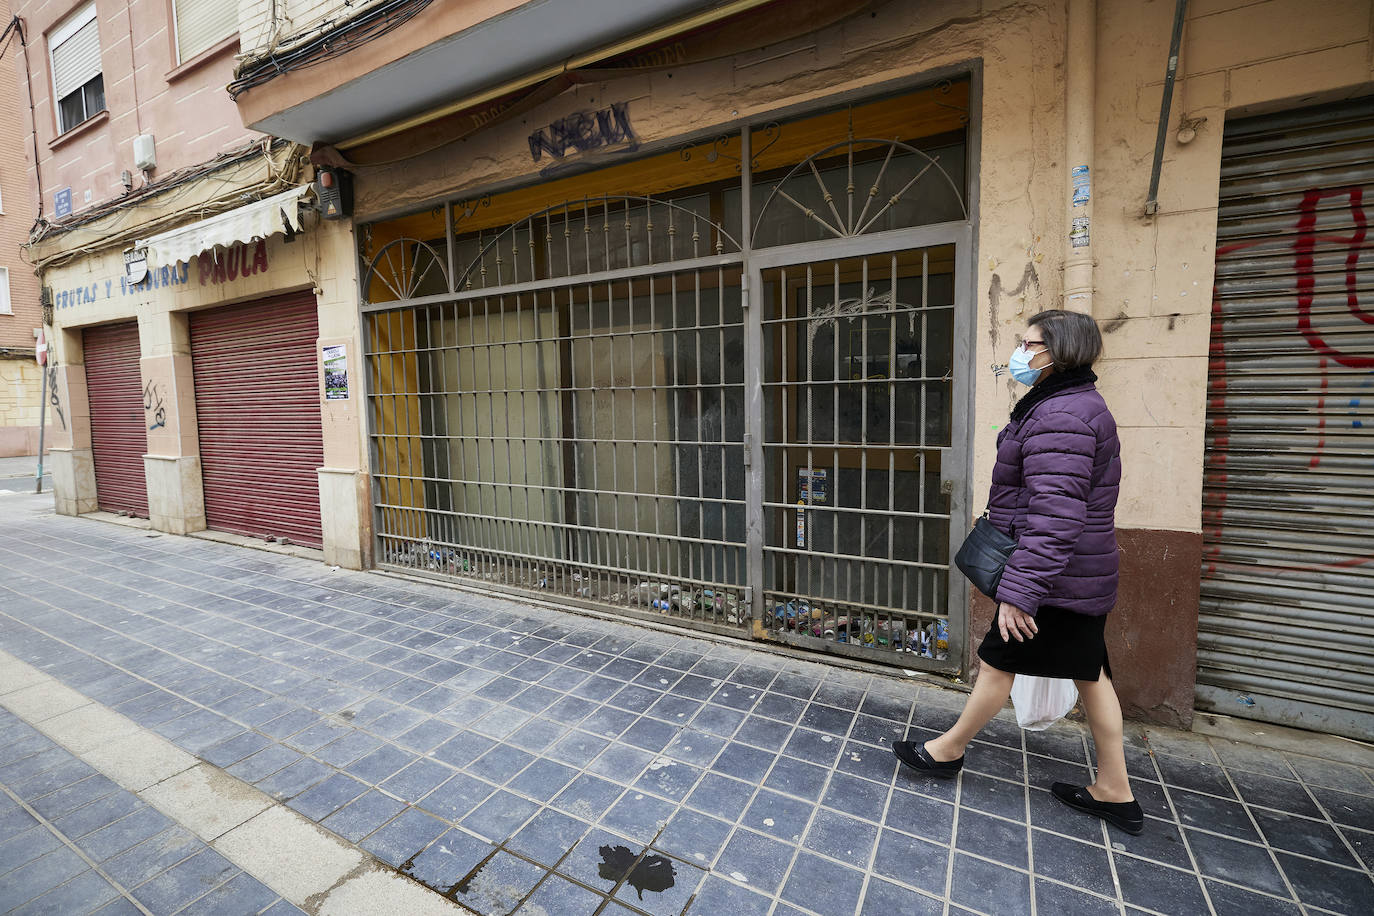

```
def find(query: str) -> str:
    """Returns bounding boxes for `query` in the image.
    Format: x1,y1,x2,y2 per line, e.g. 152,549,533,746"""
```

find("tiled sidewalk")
0,501,1371,916
0,706,302,915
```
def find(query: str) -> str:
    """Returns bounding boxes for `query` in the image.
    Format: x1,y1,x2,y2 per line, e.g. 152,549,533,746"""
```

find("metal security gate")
361,93,974,671
83,321,149,517
1198,96,1374,739
190,293,325,548
366,198,752,636
756,239,968,666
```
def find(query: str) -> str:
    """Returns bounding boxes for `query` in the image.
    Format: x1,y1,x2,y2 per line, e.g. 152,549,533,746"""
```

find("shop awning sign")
124,247,149,285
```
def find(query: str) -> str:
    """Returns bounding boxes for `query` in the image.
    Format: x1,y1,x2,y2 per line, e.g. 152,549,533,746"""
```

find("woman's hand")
998,602,1038,642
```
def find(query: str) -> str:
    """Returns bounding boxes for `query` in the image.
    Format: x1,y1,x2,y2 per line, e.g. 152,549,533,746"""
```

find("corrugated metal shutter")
1199,95,1374,740
173,0,238,63
83,322,149,517
190,293,324,548
51,7,101,101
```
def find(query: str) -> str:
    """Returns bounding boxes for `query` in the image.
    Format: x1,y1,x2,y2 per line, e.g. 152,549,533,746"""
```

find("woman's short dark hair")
1028,309,1102,370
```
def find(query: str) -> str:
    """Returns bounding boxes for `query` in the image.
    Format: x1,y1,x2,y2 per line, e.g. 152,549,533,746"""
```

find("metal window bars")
360,126,970,670
366,197,750,634
760,248,957,663
751,137,968,247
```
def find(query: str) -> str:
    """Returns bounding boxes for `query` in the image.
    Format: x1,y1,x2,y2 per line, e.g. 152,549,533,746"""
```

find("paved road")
0,476,51,493
0,492,1370,915
0,454,49,494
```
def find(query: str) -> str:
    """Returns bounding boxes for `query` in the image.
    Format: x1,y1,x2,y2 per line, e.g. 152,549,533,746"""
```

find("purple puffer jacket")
987,374,1121,616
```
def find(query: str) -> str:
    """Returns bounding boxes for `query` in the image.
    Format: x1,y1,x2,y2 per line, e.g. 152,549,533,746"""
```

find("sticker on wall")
797,468,828,505
796,500,807,548
323,344,350,400
1071,165,1090,207
1070,216,1091,249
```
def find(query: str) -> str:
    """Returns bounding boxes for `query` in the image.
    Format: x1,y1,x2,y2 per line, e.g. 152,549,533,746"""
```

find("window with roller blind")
50,3,104,134
172,0,238,64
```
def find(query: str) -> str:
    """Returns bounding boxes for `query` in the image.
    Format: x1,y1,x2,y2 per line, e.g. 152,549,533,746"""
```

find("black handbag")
955,514,1018,598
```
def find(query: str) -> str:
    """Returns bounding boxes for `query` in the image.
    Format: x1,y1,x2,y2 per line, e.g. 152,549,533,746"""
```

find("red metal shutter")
190,292,325,548
83,322,149,517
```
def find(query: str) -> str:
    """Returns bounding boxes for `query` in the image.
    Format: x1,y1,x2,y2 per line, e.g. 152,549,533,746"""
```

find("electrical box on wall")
133,134,157,172
315,167,353,220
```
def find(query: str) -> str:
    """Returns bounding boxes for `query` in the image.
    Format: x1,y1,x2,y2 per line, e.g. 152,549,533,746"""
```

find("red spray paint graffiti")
1203,186,1372,578
1294,187,1372,369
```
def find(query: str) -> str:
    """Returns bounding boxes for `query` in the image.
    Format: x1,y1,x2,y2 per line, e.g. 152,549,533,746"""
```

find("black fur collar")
1009,365,1098,423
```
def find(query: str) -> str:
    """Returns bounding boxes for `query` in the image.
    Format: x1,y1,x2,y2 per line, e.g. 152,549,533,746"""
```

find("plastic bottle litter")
905,619,950,659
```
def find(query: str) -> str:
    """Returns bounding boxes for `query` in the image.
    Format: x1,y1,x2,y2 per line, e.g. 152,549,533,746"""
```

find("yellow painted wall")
0,359,49,457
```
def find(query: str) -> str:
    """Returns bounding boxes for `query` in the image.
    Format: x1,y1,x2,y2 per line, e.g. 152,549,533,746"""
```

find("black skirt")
977,605,1112,681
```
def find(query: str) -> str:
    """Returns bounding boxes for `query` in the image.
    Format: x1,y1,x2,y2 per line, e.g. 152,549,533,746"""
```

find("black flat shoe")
891,740,964,777
1051,782,1144,835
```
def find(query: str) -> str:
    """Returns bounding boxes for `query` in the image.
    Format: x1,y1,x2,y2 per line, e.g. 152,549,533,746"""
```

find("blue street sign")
54,187,72,218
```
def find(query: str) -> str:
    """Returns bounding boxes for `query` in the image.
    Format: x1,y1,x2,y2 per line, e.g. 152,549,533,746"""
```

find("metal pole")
1145,0,1189,216
740,128,766,634
35,353,48,494
1063,0,1097,314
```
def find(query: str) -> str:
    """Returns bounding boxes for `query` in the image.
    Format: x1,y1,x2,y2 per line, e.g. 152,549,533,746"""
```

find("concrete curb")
0,648,475,916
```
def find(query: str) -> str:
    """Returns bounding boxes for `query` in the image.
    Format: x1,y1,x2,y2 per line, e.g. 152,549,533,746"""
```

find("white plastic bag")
1011,675,1079,730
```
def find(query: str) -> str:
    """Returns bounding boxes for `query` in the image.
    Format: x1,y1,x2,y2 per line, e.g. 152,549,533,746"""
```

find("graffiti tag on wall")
47,358,65,431
528,102,635,164
1205,183,1371,577
143,380,166,432
1294,187,1372,370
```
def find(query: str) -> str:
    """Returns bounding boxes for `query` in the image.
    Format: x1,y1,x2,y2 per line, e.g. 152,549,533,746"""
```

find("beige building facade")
27,0,1373,737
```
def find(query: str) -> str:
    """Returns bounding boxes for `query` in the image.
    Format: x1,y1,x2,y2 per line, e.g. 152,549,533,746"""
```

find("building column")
47,326,98,516
140,311,206,535
315,221,371,570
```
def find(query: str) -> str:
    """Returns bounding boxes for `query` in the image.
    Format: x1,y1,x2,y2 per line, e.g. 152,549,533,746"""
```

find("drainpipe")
1062,0,1096,314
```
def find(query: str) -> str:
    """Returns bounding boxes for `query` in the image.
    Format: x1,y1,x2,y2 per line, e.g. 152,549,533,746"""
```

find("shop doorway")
83,321,149,517
755,240,968,666
360,82,975,672
190,293,325,548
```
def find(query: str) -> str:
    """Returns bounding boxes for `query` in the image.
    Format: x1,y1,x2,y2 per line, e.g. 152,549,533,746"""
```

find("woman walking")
892,309,1142,835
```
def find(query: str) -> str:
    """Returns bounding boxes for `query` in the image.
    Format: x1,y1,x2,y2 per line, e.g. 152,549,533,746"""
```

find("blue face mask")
1008,344,1045,386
